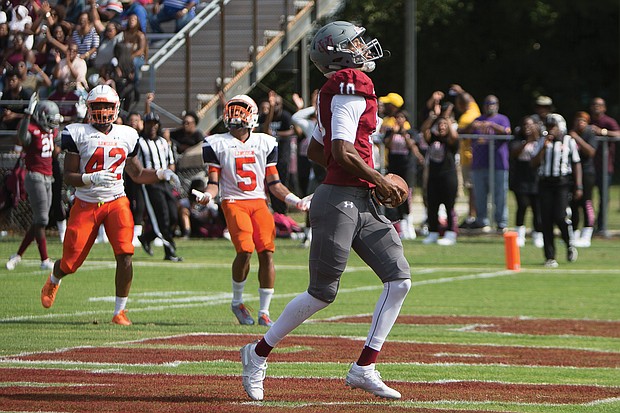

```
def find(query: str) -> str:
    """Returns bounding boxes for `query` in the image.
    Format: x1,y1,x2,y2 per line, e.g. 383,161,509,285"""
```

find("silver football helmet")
310,21,383,75
32,101,62,132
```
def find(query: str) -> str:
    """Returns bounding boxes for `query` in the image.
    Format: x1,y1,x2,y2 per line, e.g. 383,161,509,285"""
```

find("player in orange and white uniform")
199,94,309,327
39,85,181,326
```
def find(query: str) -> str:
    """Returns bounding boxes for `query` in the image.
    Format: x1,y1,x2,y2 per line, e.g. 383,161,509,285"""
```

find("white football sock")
114,296,128,315
365,279,411,350
232,280,246,306
264,291,328,347
258,288,274,316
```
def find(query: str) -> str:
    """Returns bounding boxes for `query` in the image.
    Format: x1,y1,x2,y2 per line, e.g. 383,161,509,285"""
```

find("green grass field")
0,222,619,412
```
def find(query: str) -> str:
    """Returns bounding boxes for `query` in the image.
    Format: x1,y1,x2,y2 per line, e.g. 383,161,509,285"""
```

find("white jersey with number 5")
202,131,278,201
61,123,139,204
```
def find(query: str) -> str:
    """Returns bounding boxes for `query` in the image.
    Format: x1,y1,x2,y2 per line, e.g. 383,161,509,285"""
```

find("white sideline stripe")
0,299,233,322
0,359,182,368
0,381,111,388
584,397,620,405
89,293,231,304
2,358,617,373
408,399,620,407
5,259,620,275
252,397,620,408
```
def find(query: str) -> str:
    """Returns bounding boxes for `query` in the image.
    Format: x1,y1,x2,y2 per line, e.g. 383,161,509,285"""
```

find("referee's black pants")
141,182,178,258
538,180,571,260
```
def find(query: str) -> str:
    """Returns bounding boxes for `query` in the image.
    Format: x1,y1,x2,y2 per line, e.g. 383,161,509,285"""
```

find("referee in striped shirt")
532,114,582,268
137,112,182,262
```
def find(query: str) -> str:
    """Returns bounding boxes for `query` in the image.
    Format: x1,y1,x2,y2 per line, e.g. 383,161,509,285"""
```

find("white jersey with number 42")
61,123,139,204
202,131,278,201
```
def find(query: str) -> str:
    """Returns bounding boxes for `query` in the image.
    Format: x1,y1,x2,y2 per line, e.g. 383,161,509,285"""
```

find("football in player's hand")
374,173,408,208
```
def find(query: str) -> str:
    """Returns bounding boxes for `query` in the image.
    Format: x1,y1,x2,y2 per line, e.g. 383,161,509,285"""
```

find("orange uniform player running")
197,95,309,327
40,85,181,325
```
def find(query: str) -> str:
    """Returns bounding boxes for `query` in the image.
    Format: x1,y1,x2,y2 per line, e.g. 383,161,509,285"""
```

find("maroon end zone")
1,316,619,412
323,315,620,338
13,333,620,368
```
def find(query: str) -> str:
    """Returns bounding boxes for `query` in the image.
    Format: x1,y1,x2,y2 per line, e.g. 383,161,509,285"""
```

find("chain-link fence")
0,148,205,234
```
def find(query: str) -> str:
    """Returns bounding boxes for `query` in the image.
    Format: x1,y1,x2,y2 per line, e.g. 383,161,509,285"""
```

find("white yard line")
0,269,515,323
1,266,618,324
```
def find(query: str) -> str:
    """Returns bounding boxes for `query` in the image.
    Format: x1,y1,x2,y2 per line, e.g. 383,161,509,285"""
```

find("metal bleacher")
141,0,343,132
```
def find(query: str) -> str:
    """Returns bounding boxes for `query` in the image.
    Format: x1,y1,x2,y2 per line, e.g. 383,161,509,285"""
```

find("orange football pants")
222,198,275,254
60,196,134,274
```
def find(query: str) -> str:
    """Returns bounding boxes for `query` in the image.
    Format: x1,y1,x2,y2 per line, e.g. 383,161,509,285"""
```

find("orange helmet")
223,95,259,129
87,85,120,125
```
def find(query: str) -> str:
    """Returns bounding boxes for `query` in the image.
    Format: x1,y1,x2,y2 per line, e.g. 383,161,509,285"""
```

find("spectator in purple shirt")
466,95,512,231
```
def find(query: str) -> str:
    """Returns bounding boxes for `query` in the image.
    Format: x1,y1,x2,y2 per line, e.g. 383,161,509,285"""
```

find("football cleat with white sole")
345,363,401,399
40,258,54,270
240,341,267,401
544,259,559,268
6,254,21,271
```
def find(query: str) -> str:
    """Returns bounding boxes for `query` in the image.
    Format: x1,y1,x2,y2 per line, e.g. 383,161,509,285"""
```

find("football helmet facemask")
87,85,120,126
310,21,383,76
32,101,62,132
223,95,259,129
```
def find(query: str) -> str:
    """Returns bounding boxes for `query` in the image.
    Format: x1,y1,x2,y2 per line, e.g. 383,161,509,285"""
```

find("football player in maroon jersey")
6,97,62,272
240,21,410,401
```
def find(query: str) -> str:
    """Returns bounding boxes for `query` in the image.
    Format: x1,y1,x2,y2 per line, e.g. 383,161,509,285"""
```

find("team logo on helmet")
310,21,383,75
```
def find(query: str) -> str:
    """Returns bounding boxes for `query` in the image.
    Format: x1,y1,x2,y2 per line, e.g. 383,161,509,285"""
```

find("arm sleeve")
330,94,366,144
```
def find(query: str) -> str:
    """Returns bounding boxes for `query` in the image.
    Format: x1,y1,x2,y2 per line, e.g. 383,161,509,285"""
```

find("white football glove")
191,189,212,204
156,168,181,188
82,171,117,187
76,96,87,120
284,193,310,212
298,193,313,211
26,92,38,115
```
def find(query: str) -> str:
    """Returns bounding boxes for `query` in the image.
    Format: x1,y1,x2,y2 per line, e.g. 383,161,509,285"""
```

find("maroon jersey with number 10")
316,68,378,188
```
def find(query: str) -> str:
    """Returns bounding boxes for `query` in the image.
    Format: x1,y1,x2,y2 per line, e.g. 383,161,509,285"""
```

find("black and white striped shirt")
138,136,176,171
537,135,580,178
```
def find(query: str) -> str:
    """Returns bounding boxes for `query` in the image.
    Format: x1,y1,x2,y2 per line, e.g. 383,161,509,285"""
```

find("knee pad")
388,278,411,300
308,281,338,303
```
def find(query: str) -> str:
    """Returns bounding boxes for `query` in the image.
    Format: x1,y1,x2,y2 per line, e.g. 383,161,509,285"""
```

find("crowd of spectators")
376,88,618,267
1,3,618,266
1,0,198,135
